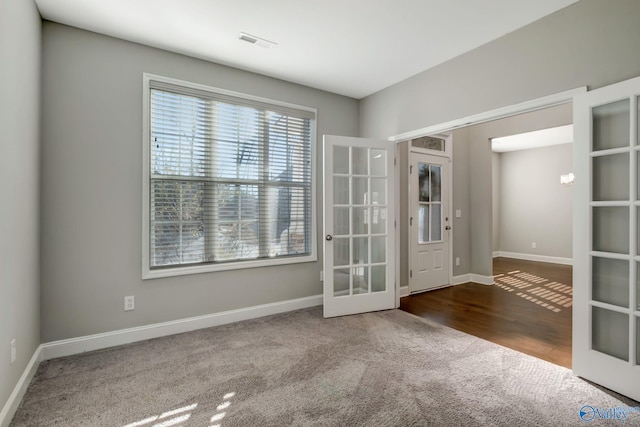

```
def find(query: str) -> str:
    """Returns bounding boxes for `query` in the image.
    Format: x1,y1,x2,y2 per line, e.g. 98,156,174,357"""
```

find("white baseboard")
492,251,500,258
399,286,410,297
40,294,322,361
0,347,43,427
452,274,472,285
470,274,494,285
494,251,573,266
453,274,494,285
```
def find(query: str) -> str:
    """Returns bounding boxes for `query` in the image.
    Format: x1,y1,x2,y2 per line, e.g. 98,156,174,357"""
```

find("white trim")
399,286,410,297
0,347,42,427
141,73,318,280
40,294,322,361
492,251,500,258
388,87,587,142
452,274,472,285
495,251,573,266
469,274,494,285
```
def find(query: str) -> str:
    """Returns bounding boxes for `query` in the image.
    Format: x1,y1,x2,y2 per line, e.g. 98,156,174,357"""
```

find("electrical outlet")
531,242,537,249
124,296,135,311
10,339,16,365
455,257,460,266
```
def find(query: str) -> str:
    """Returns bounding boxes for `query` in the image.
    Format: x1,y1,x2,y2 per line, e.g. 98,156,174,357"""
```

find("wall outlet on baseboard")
455,257,460,266
10,338,16,364
124,295,135,311
531,242,537,249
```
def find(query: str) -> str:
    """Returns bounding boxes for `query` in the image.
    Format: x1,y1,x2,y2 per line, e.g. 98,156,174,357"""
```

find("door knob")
326,234,333,241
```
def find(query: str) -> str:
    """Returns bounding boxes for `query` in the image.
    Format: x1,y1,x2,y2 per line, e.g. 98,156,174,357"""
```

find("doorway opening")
398,102,575,368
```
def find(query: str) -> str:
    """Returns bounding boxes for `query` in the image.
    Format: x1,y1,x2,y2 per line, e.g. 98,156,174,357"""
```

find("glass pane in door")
592,99,630,151
593,154,629,201
419,205,429,243
430,166,441,202
418,164,430,202
592,307,629,361
592,207,629,254
431,204,442,241
592,257,629,307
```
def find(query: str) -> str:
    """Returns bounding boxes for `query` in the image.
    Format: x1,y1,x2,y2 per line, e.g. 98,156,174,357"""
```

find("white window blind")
146,77,315,272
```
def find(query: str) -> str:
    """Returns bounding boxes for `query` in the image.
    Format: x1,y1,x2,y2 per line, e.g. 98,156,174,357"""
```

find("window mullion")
259,111,270,257
206,101,217,263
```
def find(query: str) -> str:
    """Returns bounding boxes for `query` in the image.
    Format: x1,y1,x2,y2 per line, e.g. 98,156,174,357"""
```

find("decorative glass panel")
592,307,629,361
592,99,630,151
352,237,368,265
334,207,349,236
593,153,629,201
333,177,349,204
333,146,349,174
411,136,445,152
352,267,369,294
592,207,629,254
371,236,386,263
333,238,350,267
333,269,350,297
592,257,629,308
371,266,385,293
371,149,386,176
352,147,368,175
352,177,368,205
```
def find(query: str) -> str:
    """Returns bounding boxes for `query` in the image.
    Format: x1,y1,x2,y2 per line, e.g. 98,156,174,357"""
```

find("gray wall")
0,0,41,411
492,152,500,253
452,129,471,277
40,23,359,342
497,143,573,258
360,0,640,276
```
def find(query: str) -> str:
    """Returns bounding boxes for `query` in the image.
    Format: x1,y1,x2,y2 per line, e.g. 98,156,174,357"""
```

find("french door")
573,75,640,401
323,135,396,318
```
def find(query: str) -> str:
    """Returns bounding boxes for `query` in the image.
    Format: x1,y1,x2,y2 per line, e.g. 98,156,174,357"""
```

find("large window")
143,74,316,278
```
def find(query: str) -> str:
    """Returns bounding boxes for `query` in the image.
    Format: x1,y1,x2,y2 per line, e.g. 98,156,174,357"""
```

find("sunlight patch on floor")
493,269,572,313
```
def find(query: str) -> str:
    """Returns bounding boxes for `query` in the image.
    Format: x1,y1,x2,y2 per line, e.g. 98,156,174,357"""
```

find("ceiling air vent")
238,32,277,49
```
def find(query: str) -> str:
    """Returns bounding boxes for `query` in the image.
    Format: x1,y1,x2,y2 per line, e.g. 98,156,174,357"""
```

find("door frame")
407,139,453,294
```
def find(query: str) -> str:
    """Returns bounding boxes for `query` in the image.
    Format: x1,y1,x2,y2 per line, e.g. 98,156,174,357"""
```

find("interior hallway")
400,257,572,368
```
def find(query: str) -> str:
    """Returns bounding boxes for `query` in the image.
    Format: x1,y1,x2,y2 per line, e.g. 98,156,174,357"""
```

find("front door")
409,153,450,293
323,135,396,318
573,75,640,401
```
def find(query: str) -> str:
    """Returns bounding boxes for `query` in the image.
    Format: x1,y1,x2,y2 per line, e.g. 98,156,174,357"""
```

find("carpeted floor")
10,307,640,426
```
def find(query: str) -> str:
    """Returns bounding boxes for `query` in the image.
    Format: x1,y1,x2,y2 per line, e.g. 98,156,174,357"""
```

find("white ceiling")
491,124,574,153
34,0,579,99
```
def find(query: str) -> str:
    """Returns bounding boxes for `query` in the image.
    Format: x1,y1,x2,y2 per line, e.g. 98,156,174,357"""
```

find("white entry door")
573,75,640,401
323,135,396,318
409,153,450,293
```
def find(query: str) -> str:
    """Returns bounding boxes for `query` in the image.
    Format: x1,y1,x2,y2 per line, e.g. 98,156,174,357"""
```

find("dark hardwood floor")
400,257,573,368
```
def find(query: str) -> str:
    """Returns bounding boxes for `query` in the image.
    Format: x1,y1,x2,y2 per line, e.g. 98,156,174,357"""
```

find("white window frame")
142,73,317,279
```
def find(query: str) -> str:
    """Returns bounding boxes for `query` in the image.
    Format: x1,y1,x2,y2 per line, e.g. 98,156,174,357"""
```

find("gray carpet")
10,307,640,426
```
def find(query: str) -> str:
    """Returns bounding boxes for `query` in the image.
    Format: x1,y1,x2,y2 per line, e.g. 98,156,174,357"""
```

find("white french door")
573,75,640,401
323,135,396,318
409,153,450,293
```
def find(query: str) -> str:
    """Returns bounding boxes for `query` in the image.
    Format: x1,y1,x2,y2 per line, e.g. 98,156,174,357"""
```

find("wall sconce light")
560,173,575,185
